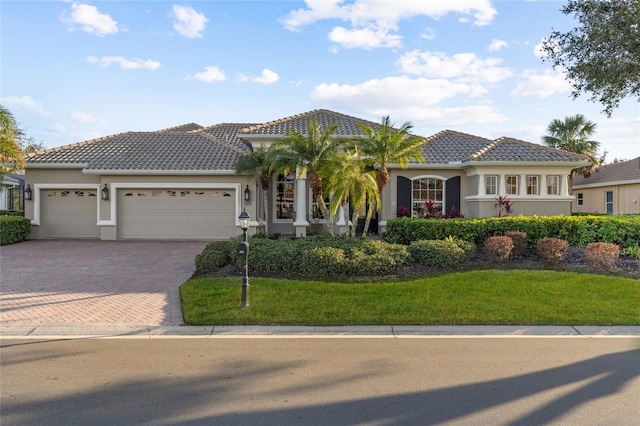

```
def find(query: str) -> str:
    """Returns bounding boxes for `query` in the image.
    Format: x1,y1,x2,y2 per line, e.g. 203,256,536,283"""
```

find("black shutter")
445,176,461,214
397,176,412,215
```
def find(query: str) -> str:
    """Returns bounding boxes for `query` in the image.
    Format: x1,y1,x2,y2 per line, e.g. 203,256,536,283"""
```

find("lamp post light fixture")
101,184,109,201
238,209,251,307
24,184,32,201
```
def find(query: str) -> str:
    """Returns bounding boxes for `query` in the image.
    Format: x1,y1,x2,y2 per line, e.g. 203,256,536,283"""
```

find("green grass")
180,270,640,326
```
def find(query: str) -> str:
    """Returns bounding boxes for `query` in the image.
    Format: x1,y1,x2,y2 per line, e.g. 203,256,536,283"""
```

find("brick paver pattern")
0,240,208,326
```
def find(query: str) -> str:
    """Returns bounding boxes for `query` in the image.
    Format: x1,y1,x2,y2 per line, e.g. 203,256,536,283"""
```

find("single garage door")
118,188,237,240
41,189,99,238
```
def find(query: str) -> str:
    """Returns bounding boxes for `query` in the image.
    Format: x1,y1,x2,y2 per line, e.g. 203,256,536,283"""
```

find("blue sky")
2,0,638,161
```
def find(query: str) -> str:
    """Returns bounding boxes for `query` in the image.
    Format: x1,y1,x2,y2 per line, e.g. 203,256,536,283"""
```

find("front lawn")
180,270,640,326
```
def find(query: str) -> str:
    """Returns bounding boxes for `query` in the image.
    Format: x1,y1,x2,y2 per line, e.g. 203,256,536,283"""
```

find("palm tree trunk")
262,188,269,235
361,202,376,239
316,193,335,237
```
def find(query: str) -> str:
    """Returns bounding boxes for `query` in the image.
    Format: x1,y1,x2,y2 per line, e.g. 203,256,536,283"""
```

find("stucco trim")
573,179,640,189
83,169,237,175
31,183,101,226
27,163,87,169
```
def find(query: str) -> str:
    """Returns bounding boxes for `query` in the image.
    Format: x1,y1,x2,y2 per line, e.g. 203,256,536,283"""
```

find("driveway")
0,240,208,327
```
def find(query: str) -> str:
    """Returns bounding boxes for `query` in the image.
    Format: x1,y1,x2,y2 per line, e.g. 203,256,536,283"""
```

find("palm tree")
0,105,25,180
234,144,279,235
542,114,604,183
357,115,425,195
270,119,343,236
324,148,380,239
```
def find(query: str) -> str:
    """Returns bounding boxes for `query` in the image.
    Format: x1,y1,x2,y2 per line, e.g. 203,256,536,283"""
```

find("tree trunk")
315,193,335,237
361,202,375,239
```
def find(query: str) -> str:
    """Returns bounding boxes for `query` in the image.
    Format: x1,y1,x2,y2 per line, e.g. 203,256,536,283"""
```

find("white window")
526,176,539,195
485,175,498,195
577,193,584,206
506,175,519,195
412,178,443,217
546,176,560,195
275,174,295,220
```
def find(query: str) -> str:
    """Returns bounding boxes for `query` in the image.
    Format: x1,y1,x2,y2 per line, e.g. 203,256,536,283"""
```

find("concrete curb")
1,325,639,339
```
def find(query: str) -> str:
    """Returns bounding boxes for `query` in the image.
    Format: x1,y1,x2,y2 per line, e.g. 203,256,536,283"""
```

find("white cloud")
60,3,120,36
87,56,161,70
328,26,402,49
488,39,508,52
398,50,513,84
420,28,436,40
191,66,227,83
1,96,50,116
311,76,482,110
283,0,497,31
48,123,67,133
510,68,571,98
70,111,97,123
172,5,208,38
237,69,280,85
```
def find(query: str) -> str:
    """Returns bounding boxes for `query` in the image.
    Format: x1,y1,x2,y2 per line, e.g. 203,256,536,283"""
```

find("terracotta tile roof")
573,157,640,186
27,131,247,171
468,137,589,162
239,109,381,137
421,130,493,163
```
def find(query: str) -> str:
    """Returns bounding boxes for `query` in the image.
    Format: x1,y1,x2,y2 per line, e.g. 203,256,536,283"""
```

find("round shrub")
504,231,527,258
194,240,231,273
536,237,568,265
585,242,620,272
300,246,346,277
408,240,466,267
453,239,477,261
484,236,514,263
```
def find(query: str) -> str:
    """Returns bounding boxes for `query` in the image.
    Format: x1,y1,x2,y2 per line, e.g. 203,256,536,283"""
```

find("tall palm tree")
357,115,425,195
324,148,380,239
0,105,25,179
234,144,279,234
270,119,343,236
542,114,604,182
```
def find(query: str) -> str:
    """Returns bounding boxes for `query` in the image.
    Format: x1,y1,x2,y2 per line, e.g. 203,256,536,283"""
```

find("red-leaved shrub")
484,236,514,263
505,231,527,259
585,242,619,271
536,237,568,265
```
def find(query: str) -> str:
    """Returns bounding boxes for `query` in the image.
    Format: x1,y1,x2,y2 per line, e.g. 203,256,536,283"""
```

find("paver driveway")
0,240,208,327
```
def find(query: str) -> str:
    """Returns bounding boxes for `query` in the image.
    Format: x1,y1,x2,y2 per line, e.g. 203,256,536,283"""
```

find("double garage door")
40,187,237,240
118,188,237,240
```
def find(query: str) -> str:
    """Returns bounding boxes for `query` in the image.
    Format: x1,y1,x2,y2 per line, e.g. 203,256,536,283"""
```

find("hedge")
0,210,24,217
0,215,31,245
383,215,640,249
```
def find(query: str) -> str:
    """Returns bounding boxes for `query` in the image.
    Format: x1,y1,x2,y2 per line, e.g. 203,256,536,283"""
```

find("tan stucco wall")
572,183,640,214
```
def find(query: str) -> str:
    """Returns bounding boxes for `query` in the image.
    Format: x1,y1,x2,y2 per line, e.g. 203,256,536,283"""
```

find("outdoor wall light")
24,184,32,201
101,184,109,201
244,184,251,202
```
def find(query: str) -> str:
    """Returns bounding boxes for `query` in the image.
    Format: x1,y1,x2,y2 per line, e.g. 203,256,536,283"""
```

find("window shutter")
397,176,411,214
445,176,461,214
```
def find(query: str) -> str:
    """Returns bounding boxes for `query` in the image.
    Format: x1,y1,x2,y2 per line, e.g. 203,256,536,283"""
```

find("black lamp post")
238,209,251,307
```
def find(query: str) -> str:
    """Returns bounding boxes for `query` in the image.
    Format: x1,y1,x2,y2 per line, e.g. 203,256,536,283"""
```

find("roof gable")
421,130,492,163
239,109,381,137
468,137,589,163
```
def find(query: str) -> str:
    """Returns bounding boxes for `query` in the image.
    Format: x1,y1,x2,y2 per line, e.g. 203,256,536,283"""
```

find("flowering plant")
495,195,513,217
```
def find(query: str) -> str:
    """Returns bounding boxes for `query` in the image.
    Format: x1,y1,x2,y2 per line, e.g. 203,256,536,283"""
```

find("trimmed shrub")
585,242,620,272
536,237,568,265
504,231,527,258
300,246,346,277
194,240,232,273
453,239,477,261
0,215,31,245
484,236,513,263
0,210,24,217
408,240,466,267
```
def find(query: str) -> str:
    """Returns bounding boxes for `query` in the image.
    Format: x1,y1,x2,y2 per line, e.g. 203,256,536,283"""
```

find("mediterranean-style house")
24,109,589,240
572,157,640,214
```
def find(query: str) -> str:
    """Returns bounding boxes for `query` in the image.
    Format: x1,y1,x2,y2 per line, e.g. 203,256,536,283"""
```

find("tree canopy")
541,0,640,116
0,105,25,178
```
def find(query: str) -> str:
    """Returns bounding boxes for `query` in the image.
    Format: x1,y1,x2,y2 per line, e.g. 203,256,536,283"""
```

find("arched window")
412,177,444,217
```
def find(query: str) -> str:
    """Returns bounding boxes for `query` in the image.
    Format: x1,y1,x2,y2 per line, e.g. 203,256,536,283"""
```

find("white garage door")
118,188,237,240
41,189,99,238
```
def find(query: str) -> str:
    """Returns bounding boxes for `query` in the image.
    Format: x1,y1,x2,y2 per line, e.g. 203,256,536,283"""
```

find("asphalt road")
1,337,639,425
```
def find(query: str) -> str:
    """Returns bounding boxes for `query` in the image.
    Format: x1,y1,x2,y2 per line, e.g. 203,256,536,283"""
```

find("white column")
293,169,309,236
479,174,485,195
519,175,527,196
562,175,570,196
540,175,548,196
499,175,506,196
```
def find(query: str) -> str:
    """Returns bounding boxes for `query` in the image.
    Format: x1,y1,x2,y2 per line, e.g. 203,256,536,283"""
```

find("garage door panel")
41,189,99,238
118,188,237,240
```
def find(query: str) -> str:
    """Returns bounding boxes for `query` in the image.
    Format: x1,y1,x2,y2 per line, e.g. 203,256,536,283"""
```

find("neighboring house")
572,157,640,214
1,173,25,211
24,109,589,240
